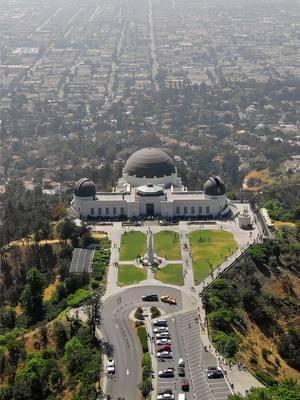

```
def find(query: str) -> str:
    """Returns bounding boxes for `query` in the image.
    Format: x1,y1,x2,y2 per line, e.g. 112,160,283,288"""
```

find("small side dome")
74,178,96,197
204,176,226,196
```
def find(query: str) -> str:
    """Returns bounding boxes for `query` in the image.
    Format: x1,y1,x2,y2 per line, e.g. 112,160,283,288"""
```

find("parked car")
178,367,185,377
160,295,177,305
158,389,173,395
158,368,175,378
157,344,171,351
181,378,189,391
153,319,168,327
107,359,115,375
206,366,224,379
156,333,171,339
157,394,175,399
178,358,185,367
157,351,173,359
156,339,171,345
153,326,169,333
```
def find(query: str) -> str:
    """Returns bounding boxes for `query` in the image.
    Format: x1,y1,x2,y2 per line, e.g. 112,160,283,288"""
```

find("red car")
157,344,172,352
181,378,189,391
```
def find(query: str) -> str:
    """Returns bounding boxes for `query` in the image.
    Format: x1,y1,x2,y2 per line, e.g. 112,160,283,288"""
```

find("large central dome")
124,148,175,178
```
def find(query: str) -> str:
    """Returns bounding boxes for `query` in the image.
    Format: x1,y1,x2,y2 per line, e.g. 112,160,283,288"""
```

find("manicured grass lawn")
154,230,181,260
119,231,147,261
154,264,184,286
189,230,238,284
117,264,147,287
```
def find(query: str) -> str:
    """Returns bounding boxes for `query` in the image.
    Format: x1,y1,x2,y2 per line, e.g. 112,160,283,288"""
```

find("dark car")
206,366,224,379
181,378,189,391
153,319,168,327
178,367,185,377
158,389,173,395
142,294,159,301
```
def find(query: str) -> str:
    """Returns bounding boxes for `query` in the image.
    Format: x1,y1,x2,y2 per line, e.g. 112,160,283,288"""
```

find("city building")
71,148,231,219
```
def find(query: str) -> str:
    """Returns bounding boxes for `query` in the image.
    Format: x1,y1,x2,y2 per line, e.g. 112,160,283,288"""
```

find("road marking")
126,369,130,375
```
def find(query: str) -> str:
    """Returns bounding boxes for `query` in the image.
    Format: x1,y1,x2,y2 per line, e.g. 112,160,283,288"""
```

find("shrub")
137,326,148,353
262,348,272,362
134,307,144,321
67,289,90,307
211,330,239,358
0,385,12,400
150,306,161,319
278,326,300,371
140,378,152,398
250,356,258,365
255,370,276,386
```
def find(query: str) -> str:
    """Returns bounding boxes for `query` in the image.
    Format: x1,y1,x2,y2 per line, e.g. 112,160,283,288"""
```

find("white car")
156,332,170,339
153,326,169,333
178,358,185,367
157,394,175,399
107,359,115,375
156,339,171,345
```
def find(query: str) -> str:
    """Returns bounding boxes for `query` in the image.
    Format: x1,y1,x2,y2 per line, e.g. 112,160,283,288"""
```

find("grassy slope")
119,231,147,261
217,245,300,382
117,265,147,287
154,230,181,260
154,264,184,286
189,230,238,284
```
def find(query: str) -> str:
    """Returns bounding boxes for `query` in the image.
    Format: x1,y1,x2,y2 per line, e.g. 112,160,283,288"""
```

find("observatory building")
71,148,230,219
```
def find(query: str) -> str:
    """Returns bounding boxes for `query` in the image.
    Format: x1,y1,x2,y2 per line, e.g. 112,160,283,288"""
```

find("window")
198,206,202,214
106,207,109,215
120,207,125,215
176,207,180,214
184,207,187,214
191,206,195,214
113,207,117,216
98,208,102,215
90,208,94,215
206,206,210,214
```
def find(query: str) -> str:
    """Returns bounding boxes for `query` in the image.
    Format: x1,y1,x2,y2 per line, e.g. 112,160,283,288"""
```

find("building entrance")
146,203,155,216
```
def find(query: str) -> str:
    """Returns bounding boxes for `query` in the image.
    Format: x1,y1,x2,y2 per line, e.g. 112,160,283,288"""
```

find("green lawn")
154,230,181,260
154,264,184,286
117,264,147,287
189,230,238,284
119,231,147,261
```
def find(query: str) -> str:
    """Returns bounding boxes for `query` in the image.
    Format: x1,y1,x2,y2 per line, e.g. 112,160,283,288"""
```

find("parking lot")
180,310,232,400
152,310,231,400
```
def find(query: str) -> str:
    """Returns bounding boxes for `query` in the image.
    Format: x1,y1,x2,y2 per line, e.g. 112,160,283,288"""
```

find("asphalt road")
101,285,192,399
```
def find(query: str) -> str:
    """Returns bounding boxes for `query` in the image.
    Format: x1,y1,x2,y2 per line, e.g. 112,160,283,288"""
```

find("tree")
228,380,300,400
56,218,78,243
0,306,16,329
86,286,104,343
20,268,44,323
278,327,300,371
52,321,68,356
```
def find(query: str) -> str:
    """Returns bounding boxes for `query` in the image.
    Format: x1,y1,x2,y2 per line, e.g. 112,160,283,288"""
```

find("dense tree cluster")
229,380,300,400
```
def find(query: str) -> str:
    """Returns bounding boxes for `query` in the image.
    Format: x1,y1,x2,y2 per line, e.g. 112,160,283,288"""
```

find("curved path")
100,285,196,399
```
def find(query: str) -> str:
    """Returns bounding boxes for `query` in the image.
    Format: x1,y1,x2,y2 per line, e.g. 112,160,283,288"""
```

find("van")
178,394,186,400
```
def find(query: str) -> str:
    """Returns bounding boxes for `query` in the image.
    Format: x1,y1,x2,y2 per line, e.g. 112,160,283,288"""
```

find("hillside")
203,229,300,386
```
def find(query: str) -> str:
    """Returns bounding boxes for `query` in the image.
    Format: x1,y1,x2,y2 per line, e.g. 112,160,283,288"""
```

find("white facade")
71,149,230,220
72,186,229,219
